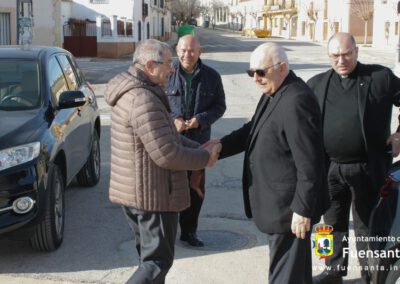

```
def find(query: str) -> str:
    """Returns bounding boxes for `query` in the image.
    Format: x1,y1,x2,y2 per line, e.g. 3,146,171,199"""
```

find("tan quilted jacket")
105,66,209,212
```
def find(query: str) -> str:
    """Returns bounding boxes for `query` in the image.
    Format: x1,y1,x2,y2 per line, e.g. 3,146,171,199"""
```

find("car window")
48,56,69,104
0,60,40,110
68,56,86,85
57,54,79,91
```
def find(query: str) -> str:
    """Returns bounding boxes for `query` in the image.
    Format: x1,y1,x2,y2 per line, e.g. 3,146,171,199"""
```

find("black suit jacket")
307,63,400,190
220,71,329,234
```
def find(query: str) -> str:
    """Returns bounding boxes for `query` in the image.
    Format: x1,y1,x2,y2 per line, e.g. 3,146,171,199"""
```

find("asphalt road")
0,27,398,283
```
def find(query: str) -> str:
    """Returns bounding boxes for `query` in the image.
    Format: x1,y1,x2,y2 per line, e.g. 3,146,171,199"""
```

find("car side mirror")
58,90,86,109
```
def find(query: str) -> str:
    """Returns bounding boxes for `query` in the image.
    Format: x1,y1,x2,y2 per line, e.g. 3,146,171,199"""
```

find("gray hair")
252,42,289,70
132,39,172,65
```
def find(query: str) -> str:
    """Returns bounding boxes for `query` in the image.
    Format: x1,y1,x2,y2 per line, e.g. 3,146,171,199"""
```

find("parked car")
188,18,198,26
0,46,101,251
368,161,400,283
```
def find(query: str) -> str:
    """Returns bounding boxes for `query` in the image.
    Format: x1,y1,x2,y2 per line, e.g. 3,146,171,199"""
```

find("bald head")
327,32,358,76
176,35,202,73
177,34,201,50
328,32,356,49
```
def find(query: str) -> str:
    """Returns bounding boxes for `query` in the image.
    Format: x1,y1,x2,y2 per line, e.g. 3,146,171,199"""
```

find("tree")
304,0,321,41
170,0,201,22
350,0,373,45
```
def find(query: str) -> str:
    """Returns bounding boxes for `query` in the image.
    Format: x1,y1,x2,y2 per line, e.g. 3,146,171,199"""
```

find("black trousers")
179,169,205,235
123,207,178,284
324,162,378,282
267,232,312,284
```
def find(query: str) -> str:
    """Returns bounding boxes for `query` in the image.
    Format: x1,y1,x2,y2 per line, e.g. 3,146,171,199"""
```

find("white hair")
251,42,289,70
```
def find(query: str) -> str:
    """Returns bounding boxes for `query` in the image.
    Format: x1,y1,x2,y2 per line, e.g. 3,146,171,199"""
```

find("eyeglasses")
154,60,174,68
328,47,356,61
246,62,281,77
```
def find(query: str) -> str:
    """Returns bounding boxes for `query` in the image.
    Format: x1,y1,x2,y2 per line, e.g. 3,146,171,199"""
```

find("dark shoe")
180,232,204,247
313,270,343,284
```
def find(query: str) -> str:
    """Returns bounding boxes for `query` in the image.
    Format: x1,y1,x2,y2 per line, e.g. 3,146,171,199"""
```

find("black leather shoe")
180,233,204,247
313,270,343,284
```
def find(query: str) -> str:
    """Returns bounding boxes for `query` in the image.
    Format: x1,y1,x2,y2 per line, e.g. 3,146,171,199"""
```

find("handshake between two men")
198,138,311,240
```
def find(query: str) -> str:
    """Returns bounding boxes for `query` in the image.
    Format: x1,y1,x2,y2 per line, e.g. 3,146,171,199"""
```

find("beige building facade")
203,0,375,44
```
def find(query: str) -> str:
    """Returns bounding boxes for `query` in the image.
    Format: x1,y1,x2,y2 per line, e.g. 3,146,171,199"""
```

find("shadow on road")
0,118,268,274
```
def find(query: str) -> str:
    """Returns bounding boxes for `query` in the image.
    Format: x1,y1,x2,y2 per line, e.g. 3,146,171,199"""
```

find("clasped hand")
201,139,222,167
174,117,199,133
291,212,311,239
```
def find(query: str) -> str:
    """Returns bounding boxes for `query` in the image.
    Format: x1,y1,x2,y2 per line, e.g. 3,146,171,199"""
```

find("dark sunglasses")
246,62,281,77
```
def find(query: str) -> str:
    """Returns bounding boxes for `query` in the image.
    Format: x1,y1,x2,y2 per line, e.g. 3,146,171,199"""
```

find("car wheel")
77,130,100,187
30,164,65,251
386,258,400,284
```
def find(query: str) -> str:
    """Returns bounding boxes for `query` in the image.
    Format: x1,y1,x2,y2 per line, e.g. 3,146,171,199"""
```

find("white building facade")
372,0,399,48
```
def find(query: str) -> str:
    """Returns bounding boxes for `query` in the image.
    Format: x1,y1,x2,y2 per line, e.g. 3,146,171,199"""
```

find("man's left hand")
186,117,199,129
386,132,400,157
291,212,311,239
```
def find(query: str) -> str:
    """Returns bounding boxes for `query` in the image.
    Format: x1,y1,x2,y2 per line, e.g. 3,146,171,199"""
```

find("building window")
91,0,109,3
333,22,339,33
301,21,305,36
154,0,157,5
396,22,399,36
0,13,11,45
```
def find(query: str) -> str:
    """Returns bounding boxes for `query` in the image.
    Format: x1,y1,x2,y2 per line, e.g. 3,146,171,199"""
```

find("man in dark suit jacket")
213,42,329,284
308,32,400,284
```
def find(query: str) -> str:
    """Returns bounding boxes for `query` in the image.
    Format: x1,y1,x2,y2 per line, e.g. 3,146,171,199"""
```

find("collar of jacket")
128,65,171,112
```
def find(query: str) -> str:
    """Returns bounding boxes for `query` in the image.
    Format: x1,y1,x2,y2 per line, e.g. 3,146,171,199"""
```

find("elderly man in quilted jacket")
105,39,216,284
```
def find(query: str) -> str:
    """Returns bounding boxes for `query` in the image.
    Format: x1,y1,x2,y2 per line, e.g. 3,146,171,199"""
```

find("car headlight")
0,142,40,171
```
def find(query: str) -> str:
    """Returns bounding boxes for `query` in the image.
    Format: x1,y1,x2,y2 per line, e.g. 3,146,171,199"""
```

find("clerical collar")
337,62,359,80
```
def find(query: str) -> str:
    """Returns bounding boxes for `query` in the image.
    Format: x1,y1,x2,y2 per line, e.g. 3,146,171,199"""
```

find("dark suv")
0,46,101,251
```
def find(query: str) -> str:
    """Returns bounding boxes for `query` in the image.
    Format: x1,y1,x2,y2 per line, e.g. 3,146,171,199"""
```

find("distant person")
166,34,226,247
105,39,217,283
210,42,329,283
308,32,400,284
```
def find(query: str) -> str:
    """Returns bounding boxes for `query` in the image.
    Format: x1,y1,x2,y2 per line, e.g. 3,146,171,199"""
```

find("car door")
56,54,95,175
47,55,87,183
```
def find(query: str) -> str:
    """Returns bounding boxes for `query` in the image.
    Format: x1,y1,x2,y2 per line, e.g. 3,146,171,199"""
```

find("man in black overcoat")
308,32,400,284
212,42,330,284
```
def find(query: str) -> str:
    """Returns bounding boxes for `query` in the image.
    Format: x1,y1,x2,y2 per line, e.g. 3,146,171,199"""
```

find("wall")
70,0,133,20
31,0,59,46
